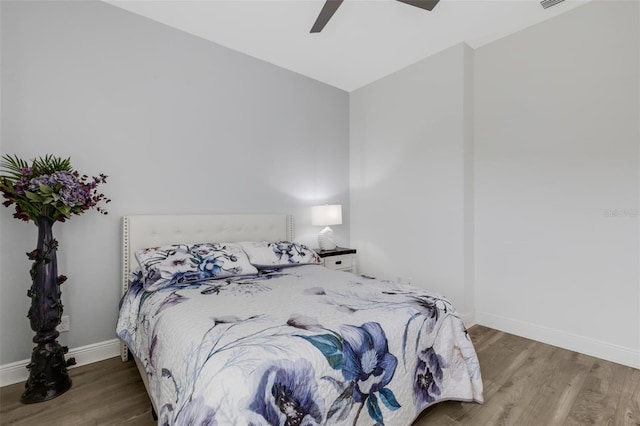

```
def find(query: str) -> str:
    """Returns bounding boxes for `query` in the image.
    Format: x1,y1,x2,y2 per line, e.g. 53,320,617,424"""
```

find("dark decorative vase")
21,216,75,404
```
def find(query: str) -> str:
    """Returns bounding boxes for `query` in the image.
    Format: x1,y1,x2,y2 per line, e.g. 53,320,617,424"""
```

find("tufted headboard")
120,214,293,360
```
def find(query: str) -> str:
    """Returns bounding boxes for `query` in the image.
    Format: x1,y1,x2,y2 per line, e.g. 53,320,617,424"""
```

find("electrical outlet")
58,315,70,333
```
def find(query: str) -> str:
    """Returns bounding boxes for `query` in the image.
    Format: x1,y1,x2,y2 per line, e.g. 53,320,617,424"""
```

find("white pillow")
135,242,258,291
238,241,322,269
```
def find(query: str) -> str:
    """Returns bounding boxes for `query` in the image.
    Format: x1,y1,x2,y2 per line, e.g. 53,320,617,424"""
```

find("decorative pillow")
135,242,258,291
238,241,322,269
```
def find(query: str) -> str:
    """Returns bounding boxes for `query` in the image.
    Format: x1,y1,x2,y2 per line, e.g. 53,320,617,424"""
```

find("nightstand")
315,247,357,273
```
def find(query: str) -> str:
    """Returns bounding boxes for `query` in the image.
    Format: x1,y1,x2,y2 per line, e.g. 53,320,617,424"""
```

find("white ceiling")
104,0,591,92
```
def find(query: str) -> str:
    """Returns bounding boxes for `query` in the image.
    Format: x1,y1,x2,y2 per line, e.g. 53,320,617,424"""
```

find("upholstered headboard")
120,214,293,361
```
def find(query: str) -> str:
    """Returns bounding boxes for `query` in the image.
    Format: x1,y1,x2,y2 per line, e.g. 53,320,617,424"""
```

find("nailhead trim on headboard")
119,214,293,361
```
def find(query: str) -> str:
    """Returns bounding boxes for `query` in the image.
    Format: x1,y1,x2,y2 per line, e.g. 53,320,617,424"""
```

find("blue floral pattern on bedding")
117,265,483,425
135,243,259,291
249,358,324,425
297,321,400,424
239,241,322,269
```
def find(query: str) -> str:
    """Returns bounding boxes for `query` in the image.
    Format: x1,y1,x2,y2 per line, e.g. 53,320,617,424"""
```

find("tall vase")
21,216,73,404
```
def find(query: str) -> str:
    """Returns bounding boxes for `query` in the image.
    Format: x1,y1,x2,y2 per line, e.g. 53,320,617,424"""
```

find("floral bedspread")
117,265,483,425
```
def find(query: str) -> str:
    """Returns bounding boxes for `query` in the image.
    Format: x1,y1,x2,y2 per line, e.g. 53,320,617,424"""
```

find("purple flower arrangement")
0,154,110,222
1,154,110,403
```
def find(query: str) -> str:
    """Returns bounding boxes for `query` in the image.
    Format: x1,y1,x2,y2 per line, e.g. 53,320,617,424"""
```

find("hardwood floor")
1,325,638,425
414,326,640,426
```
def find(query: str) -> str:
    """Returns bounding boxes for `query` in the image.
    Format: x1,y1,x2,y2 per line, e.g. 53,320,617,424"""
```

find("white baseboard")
4,315,637,387
0,339,121,387
476,311,640,369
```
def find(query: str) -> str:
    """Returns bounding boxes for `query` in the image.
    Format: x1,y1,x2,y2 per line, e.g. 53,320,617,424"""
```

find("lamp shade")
311,204,342,226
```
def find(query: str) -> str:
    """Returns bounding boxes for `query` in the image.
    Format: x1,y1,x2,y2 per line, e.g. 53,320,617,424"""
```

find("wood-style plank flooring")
1,326,639,425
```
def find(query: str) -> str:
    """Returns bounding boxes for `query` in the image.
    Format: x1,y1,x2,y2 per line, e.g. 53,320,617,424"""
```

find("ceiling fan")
310,0,441,33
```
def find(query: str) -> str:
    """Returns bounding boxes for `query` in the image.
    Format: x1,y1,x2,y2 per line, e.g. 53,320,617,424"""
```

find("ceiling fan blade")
396,0,440,12
310,0,344,33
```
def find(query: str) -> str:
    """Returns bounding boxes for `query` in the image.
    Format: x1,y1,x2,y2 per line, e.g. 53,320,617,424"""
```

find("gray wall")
350,0,639,367
2,0,637,372
0,0,349,365
350,43,475,320
474,0,639,365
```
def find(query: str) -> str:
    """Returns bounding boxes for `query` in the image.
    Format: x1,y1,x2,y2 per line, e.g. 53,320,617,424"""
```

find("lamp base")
318,226,337,251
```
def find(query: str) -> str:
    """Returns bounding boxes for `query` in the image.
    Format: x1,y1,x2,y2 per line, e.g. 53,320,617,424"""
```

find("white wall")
350,0,639,368
2,0,637,378
474,0,639,367
350,44,475,320
0,0,349,366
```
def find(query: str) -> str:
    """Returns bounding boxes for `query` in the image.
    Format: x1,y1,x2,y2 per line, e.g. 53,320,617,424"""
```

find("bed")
116,214,483,425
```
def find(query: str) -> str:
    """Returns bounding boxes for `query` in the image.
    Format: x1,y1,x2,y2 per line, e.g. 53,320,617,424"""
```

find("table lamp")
311,204,342,250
